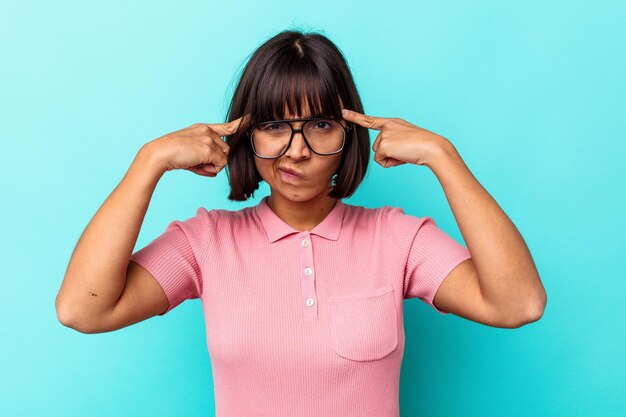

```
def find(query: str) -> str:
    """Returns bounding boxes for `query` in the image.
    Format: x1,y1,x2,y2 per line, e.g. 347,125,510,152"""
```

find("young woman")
56,29,547,416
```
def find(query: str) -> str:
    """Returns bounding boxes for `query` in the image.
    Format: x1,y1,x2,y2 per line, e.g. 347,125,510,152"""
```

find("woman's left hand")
341,108,451,168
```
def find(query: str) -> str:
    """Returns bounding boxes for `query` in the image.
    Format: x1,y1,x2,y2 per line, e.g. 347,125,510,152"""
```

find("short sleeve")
383,206,472,315
129,207,211,316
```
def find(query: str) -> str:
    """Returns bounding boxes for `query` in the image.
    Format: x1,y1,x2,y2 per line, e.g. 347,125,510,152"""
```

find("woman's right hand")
143,115,247,177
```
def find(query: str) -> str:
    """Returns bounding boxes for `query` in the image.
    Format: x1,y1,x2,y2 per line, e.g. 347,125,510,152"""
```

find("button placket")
298,232,317,319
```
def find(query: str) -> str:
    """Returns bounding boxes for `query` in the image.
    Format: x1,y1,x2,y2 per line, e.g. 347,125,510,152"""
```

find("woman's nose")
284,130,311,158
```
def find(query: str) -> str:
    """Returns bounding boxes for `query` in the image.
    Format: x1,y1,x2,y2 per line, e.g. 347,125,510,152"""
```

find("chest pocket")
327,284,399,361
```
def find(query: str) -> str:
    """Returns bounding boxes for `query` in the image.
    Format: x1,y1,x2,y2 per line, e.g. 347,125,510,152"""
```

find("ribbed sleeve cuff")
129,223,201,316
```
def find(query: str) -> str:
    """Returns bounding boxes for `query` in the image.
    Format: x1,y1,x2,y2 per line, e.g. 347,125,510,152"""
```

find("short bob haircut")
223,29,370,201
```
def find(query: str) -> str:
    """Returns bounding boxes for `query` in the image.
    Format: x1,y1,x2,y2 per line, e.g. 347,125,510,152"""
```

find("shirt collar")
254,196,346,243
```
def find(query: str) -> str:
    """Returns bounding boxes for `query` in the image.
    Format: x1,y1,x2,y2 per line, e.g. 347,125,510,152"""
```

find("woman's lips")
279,168,302,182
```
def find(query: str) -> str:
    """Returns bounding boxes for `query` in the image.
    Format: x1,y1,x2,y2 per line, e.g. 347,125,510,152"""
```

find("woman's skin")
340,108,547,327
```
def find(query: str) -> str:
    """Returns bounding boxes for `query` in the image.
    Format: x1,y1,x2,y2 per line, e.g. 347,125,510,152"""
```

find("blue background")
1,1,624,416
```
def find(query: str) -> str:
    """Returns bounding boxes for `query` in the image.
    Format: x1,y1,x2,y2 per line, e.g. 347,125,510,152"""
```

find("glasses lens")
251,119,345,158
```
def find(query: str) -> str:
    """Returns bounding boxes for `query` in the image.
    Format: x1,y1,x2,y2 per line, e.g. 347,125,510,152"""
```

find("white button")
305,298,315,307
301,239,310,247
304,267,313,276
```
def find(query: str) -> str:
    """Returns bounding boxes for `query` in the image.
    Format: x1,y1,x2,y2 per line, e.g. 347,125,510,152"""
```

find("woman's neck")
266,194,338,232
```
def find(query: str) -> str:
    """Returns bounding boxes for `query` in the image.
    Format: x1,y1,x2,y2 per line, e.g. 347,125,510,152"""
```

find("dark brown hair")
223,29,370,201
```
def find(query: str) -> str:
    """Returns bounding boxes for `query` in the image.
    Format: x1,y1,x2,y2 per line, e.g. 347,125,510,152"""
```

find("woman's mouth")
279,168,302,182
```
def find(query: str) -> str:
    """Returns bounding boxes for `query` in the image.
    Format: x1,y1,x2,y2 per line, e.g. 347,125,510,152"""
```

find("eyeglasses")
247,117,353,159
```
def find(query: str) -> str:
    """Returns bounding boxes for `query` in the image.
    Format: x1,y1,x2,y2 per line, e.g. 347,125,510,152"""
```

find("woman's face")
254,102,345,203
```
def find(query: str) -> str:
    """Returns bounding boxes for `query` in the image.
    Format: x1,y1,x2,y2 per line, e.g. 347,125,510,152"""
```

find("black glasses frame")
246,117,353,159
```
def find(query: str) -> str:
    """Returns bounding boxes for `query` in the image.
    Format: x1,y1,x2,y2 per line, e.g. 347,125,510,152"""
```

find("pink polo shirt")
130,195,472,416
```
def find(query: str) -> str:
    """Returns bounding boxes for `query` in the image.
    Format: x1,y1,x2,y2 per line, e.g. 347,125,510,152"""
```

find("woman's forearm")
55,146,165,327
429,142,547,320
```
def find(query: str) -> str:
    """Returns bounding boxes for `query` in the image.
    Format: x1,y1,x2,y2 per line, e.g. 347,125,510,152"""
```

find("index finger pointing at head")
341,109,389,130
207,113,250,137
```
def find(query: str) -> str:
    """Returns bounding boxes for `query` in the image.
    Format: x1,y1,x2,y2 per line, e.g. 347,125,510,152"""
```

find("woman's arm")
429,142,547,322
55,147,165,329
55,120,237,332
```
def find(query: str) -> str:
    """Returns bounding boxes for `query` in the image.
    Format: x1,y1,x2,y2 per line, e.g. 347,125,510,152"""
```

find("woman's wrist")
127,145,166,186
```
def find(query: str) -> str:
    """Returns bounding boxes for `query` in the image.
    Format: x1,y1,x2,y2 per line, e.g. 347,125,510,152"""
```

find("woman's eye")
314,121,331,129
